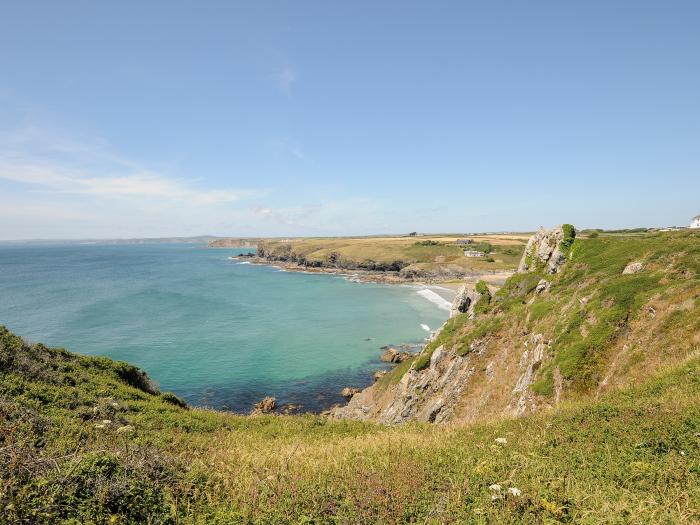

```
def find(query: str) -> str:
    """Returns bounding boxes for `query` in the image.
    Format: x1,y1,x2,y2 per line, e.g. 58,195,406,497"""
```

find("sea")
0,242,452,412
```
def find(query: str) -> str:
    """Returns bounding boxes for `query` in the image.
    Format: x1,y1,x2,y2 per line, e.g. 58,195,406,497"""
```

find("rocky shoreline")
231,252,512,287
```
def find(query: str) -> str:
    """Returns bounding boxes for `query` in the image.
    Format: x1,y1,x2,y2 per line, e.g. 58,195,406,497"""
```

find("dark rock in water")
280,403,302,415
340,387,361,399
364,338,372,341
252,396,276,415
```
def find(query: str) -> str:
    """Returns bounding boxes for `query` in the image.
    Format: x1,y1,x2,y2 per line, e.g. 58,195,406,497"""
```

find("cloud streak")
272,63,297,96
0,121,270,239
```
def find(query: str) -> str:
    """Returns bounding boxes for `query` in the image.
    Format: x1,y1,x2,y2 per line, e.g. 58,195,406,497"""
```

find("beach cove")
0,242,452,412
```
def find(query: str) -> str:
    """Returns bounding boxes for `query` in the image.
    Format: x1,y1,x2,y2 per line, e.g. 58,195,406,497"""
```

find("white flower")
495,437,507,445
507,487,522,497
488,484,502,492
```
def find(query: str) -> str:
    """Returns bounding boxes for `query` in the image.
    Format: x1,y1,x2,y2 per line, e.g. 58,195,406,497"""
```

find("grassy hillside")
353,229,700,424
256,234,528,281
2,321,699,524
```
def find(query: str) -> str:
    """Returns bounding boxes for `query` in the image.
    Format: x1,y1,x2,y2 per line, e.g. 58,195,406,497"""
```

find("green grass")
2,324,700,523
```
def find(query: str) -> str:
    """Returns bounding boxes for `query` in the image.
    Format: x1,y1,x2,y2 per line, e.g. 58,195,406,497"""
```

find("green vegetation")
414,239,441,246
559,223,576,253
2,324,699,523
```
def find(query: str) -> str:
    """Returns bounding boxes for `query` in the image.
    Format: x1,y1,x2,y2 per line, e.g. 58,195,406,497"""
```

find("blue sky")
1,1,699,239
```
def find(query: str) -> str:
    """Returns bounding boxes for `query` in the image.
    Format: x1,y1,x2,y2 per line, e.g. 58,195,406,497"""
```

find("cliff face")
332,226,700,424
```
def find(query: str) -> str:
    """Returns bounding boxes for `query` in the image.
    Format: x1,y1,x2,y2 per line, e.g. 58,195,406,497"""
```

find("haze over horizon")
1,1,699,240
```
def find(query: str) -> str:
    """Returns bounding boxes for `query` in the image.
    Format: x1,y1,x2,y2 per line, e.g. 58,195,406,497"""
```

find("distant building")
455,239,473,245
691,215,700,229
463,250,484,257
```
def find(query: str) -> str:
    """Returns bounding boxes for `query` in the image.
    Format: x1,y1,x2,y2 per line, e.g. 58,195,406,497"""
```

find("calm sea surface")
0,243,451,412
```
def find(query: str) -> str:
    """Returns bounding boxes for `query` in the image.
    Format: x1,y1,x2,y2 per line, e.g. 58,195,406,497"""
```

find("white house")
691,215,700,229
463,250,484,257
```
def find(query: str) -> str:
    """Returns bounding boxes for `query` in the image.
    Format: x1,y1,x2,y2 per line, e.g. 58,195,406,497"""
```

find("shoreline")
229,254,512,289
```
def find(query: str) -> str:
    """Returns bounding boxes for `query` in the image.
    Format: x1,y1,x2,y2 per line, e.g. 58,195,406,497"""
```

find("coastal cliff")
331,225,700,424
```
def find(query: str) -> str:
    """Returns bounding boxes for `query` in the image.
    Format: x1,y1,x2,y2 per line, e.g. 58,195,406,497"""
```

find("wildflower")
495,437,507,445
507,487,522,497
488,484,501,492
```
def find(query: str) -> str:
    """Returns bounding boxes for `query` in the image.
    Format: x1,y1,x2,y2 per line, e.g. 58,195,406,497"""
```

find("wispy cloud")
0,123,260,206
0,121,266,239
272,63,297,96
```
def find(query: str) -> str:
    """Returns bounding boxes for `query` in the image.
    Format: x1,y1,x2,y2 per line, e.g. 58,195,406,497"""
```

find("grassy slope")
258,235,527,273
2,321,700,524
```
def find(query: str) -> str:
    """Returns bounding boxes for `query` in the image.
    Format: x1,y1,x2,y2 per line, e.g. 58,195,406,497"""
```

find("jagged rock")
380,347,399,362
252,396,276,415
535,279,550,294
511,333,549,415
340,387,361,399
373,370,387,381
379,347,411,363
518,226,575,274
623,262,644,274
485,361,495,380
450,285,482,318
430,345,445,368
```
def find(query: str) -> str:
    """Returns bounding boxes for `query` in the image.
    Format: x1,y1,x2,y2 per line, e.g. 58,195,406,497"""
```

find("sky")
1,1,699,239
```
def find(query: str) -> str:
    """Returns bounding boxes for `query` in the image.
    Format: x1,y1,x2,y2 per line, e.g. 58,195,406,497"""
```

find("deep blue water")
0,243,450,412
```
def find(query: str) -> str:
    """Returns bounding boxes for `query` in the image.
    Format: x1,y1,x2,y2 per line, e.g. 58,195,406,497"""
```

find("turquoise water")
0,243,450,412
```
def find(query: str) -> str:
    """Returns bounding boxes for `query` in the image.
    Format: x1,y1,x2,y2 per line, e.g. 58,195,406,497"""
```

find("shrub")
560,224,576,253
161,391,188,408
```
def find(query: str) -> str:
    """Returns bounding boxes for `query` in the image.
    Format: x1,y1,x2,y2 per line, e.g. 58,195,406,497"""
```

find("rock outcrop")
252,396,276,415
450,285,482,318
380,347,411,363
340,387,361,399
622,262,644,274
330,227,577,426
517,225,574,274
